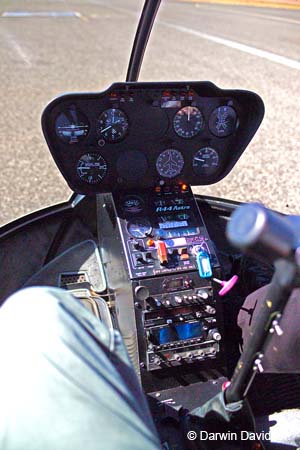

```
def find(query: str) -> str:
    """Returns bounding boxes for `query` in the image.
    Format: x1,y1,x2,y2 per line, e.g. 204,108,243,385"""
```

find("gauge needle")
194,157,205,162
101,125,112,133
188,107,190,122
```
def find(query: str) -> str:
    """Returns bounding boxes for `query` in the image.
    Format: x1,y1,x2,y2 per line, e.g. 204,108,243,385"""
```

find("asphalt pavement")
0,0,299,226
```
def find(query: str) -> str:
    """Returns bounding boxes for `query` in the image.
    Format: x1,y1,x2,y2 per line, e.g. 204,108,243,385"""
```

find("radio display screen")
167,278,183,290
159,220,188,229
156,227,198,238
151,322,203,345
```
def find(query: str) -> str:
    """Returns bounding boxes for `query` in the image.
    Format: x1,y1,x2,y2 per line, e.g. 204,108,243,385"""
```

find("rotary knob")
153,356,161,366
146,297,161,308
174,296,182,304
208,329,221,341
135,285,150,301
197,289,209,300
204,305,216,314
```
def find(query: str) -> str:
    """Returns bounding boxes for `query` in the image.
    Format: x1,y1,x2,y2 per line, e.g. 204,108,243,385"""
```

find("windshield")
0,0,299,226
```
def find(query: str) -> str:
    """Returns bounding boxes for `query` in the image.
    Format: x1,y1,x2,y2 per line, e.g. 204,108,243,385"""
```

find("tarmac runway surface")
0,0,299,225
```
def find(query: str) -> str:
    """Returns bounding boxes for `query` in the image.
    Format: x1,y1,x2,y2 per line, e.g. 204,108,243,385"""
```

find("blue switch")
196,251,212,278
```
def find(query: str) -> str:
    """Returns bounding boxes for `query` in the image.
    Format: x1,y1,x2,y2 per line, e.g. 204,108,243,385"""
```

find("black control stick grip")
226,203,298,263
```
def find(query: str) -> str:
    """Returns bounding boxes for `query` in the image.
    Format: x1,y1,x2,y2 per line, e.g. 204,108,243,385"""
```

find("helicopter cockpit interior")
30,80,271,398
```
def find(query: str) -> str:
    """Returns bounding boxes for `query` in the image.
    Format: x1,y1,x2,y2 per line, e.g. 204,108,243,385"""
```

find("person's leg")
238,284,300,372
0,287,160,450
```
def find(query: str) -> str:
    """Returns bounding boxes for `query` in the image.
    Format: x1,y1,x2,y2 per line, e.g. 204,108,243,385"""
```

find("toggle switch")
133,240,143,250
156,240,168,265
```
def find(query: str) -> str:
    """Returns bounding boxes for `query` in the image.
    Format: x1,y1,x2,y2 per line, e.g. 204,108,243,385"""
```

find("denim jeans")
0,287,161,450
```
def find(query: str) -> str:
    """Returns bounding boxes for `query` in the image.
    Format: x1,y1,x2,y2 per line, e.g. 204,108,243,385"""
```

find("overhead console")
42,81,264,194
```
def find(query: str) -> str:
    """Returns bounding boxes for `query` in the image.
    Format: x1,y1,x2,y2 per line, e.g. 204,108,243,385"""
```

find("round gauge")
77,153,107,184
173,106,204,139
156,149,184,179
192,147,219,176
97,108,129,142
55,105,89,144
209,106,237,137
122,196,144,214
127,219,152,238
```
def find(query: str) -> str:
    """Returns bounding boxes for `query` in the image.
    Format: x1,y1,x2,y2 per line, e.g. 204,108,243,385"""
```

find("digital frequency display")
156,227,198,239
159,220,188,229
151,322,203,345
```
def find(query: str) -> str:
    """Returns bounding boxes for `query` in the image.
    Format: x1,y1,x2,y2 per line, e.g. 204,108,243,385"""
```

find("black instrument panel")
42,81,264,194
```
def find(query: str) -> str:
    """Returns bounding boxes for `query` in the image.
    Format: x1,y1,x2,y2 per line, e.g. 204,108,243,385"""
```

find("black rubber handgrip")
226,203,297,263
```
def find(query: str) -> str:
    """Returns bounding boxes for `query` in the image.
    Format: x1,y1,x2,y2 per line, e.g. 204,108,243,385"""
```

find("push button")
178,247,188,255
180,253,189,261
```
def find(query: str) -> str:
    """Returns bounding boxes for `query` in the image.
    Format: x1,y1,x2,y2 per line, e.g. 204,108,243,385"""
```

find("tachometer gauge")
173,106,204,138
209,106,237,137
192,147,219,176
127,219,152,238
97,108,129,142
156,149,184,179
77,153,107,184
55,105,89,144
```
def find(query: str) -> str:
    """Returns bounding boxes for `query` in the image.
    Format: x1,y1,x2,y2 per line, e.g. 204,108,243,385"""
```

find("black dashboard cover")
42,81,264,194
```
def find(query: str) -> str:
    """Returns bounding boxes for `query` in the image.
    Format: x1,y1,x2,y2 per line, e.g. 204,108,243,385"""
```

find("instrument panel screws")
272,320,283,336
254,358,264,373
